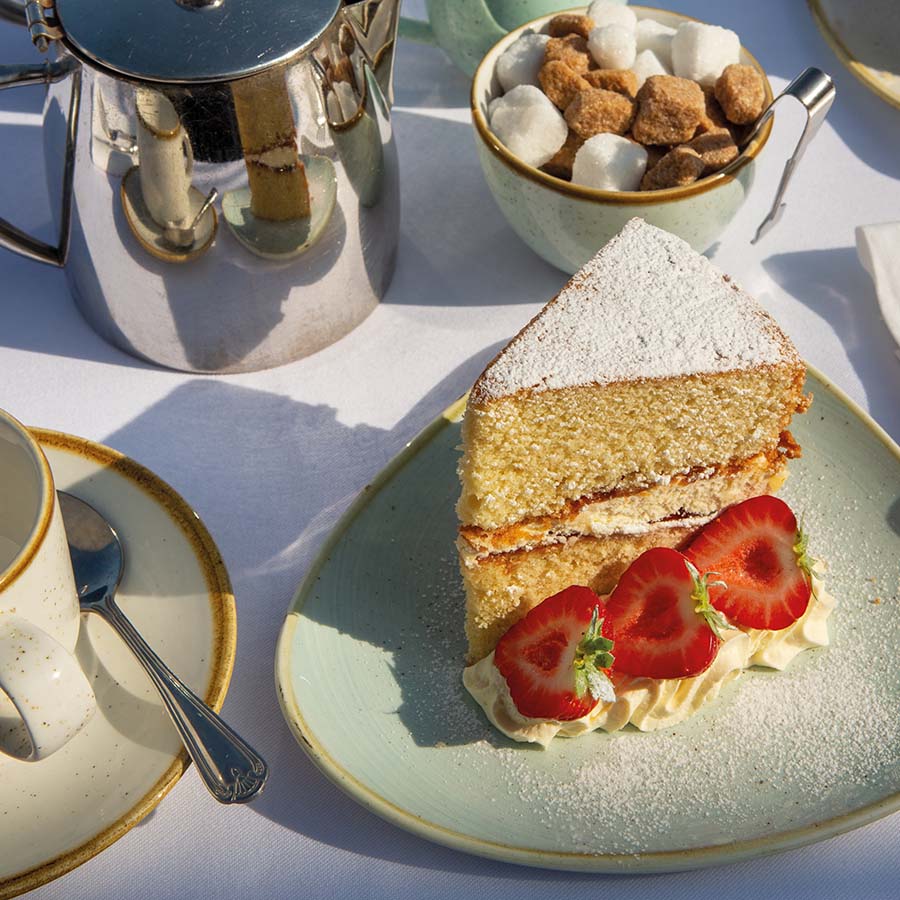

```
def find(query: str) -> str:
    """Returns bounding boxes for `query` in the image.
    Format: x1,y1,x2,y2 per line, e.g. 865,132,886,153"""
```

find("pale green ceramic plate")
275,367,900,872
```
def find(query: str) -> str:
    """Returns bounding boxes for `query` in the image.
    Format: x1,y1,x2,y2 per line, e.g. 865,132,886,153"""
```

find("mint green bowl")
471,6,775,273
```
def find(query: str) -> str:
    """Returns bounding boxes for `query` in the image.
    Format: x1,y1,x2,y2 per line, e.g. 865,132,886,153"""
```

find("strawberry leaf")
573,606,616,704
794,520,814,581
685,559,734,639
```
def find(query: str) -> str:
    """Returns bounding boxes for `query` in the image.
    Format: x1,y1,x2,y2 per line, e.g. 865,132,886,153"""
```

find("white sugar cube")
671,22,740,87
489,85,568,169
635,18,675,68
496,32,550,92
587,1,636,32
588,24,636,70
572,133,647,191
632,49,669,89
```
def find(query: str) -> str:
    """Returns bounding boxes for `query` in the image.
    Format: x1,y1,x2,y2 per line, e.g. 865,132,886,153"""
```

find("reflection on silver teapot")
0,0,400,373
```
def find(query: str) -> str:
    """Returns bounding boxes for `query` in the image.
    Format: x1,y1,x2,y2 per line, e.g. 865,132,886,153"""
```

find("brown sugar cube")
583,68,638,98
688,128,739,173
564,88,635,139
729,121,753,146
696,86,730,134
547,13,595,39
541,130,584,180
545,34,593,74
643,143,667,169
632,75,705,146
539,60,591,110
640,145,704,190
715,64,766,125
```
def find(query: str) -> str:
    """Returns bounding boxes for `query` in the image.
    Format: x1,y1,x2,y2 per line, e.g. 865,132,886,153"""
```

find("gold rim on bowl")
470,5,775,205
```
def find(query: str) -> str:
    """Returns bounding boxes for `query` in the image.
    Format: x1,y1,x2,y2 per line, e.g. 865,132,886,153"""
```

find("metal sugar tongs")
743,67,836,244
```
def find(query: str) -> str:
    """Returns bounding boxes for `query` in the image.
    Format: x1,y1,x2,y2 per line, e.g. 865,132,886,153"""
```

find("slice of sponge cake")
458,219,808,663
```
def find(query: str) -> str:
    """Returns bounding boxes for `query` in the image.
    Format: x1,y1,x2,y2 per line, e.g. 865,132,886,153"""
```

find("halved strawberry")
493,585,615,720
604,547,726,679
684,495,813,630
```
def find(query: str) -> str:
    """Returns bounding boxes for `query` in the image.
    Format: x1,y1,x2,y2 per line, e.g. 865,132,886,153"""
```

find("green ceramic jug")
399,0,626,76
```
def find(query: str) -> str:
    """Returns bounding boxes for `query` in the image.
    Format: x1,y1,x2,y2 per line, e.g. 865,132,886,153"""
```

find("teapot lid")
53,0,343,83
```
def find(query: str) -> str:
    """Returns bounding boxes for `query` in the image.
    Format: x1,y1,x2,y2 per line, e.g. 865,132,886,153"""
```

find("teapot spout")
341,0,401,109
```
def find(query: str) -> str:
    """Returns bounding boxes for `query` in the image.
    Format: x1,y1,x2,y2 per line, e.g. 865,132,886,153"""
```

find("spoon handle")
97,598,268,803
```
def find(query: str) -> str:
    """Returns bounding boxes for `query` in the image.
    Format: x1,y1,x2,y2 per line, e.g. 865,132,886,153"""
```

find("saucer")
0,430,235,899
121,166,218,263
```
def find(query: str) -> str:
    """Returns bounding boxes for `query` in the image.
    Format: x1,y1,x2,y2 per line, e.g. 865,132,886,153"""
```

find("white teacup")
135,88,194,232
0,410,96,761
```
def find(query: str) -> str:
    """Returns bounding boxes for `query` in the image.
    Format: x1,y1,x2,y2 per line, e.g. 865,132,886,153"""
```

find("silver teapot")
0,0,400,372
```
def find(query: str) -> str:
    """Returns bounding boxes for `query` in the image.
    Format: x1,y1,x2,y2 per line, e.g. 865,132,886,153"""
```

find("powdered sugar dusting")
474,219,799,402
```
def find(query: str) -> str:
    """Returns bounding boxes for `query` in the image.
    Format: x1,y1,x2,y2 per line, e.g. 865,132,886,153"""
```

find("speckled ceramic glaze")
0,431,235,900
471,7,774,273
0,411,95,762
276,367,900,872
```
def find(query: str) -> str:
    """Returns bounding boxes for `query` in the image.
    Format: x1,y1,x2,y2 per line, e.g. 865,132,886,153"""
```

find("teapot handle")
0,0,24,25
0,55,79,266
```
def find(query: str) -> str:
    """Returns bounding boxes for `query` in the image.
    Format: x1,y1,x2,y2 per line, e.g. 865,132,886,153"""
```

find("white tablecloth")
4,1,900,897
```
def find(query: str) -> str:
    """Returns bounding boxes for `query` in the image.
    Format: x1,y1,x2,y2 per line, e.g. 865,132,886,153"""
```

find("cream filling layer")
459,453,785,562
248,145,300,169
463,570,834,748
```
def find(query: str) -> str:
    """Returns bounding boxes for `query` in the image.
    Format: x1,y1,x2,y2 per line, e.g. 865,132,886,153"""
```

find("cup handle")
398,16,435,45
182,129,194,179
0,617,96,761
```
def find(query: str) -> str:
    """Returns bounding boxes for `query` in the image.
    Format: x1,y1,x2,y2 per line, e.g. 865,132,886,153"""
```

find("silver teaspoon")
59,491,268,804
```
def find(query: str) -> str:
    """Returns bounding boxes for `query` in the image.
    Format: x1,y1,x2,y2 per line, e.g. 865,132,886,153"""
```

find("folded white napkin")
856,222,900,350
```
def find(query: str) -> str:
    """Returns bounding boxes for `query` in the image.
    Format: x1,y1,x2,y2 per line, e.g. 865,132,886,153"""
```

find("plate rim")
275,364,900,872
808,0,900,111
1,429,237,900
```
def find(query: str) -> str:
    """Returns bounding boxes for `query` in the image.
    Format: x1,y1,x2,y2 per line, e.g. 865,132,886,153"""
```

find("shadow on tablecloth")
763,246,900,439
92,342,515,856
